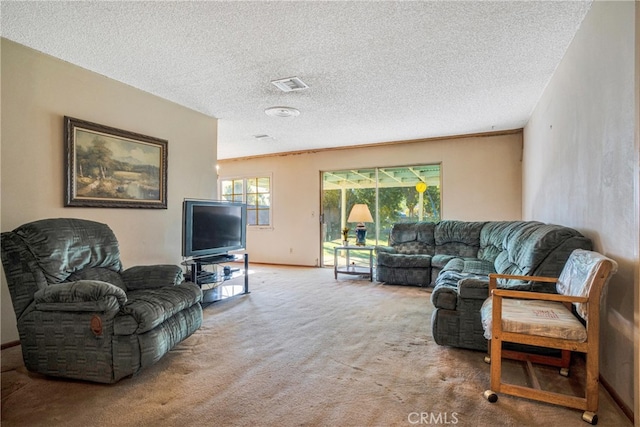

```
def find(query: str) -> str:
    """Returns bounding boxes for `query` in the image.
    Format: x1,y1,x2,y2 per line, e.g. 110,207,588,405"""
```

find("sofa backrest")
434,220,485,258
478,221,542,263
388,222,436,255
1,218,123,318
493,222,592,280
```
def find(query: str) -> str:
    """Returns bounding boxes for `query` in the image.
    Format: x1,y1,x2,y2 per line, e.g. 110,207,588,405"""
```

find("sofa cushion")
392,242,430,255
377,252,431,268
388,222,436,255
431,254,458,269
388,222,418,244
435,221,485,257
495,223,585,278
389,221,435,244
432,260,494,309
478,221,540,263
442,257,495,276
114,283,202,335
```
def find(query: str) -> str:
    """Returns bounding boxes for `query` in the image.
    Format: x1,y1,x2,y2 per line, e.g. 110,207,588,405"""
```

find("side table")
334,245,375,281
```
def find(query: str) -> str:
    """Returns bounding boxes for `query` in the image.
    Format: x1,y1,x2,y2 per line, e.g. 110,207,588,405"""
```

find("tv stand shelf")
183,253,249,305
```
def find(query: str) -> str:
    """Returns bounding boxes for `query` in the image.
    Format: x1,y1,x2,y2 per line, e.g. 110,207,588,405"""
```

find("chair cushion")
114,283,202,335
480,297,587,342
12,218,122,284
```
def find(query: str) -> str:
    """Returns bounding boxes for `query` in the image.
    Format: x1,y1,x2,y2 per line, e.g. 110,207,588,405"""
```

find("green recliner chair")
1,218,203,383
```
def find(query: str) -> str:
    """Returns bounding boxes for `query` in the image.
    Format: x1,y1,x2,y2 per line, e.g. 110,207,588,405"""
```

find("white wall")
1,39,218,343
523,1,637,414
219,132,523,266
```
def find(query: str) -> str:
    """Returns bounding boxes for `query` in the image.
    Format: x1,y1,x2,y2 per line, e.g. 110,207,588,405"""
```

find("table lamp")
347,204,374,246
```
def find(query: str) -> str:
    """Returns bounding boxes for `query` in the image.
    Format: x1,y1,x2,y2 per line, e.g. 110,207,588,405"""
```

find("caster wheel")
560,367,570,377
483,390,498,403
483,356,491,364
582,411,598,425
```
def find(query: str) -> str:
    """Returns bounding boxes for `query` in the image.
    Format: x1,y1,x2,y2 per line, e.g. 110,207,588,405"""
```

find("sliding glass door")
321,164,441,267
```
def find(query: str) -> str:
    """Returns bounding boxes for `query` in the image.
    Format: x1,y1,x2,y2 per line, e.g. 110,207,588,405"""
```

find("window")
220,176,271,226
321,164,441,266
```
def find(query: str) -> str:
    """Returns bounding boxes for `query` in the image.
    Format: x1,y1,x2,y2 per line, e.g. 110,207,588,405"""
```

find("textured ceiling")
1,1,592,159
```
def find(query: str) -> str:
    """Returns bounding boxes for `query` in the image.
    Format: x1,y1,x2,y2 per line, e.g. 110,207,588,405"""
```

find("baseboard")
600,374,635,423
1,340,20,350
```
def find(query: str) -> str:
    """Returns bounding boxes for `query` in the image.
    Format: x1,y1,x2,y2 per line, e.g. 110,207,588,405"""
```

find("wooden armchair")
480,249,618,424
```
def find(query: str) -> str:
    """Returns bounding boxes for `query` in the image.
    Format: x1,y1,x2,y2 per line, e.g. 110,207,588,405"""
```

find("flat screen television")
182,199,247,259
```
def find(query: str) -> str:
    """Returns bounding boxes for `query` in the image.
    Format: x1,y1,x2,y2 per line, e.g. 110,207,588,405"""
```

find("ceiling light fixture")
264,106,300,118
270,77,309,92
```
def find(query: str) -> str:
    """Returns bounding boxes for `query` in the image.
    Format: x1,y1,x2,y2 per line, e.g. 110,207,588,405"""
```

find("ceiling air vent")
271,77,309,92
265,106,300,118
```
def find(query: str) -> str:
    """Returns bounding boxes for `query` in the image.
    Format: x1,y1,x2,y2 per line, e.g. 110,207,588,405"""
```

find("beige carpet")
1,265,631,427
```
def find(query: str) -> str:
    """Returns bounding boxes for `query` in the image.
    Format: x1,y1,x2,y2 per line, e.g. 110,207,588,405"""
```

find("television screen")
182,200,247,259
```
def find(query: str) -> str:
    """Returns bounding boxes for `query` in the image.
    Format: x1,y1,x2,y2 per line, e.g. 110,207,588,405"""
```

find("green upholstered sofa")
1,218,203,383
375,220,592,351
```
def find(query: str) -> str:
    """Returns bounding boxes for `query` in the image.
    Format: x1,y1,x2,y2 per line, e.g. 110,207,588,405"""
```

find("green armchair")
1,218,203,383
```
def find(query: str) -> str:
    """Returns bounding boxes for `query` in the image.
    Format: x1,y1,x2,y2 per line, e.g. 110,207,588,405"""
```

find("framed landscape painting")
64,116,168,208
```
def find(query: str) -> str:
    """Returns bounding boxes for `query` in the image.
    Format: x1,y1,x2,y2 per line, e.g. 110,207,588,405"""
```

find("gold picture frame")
64,116,168,208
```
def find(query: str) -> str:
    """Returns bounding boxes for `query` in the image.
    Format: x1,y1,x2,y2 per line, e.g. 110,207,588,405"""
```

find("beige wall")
1,39,218,343
219,132,523,266
523,1,637,414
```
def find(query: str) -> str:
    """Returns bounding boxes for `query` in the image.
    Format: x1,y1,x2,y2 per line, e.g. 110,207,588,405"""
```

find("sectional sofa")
376,220,592,351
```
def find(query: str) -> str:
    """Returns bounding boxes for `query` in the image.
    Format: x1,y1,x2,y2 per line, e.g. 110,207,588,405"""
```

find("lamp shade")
347,204,374,223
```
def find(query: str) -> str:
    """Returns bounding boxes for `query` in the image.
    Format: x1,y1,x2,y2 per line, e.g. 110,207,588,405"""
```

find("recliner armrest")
458,277,541,300
122,265,184,290
374,245,396,254
457,278,490,299
34,280,126,317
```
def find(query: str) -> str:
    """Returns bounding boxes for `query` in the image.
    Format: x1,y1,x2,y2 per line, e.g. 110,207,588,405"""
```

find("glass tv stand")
183,253,249,304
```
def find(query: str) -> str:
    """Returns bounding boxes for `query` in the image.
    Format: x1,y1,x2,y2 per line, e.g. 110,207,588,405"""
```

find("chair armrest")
122,265,184,290
34,280,126,317
488,273,558,291
491,288,588,304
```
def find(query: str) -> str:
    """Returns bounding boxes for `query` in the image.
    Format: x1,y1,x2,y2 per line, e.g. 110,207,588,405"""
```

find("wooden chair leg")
490,336,502,392
584,350,599,412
